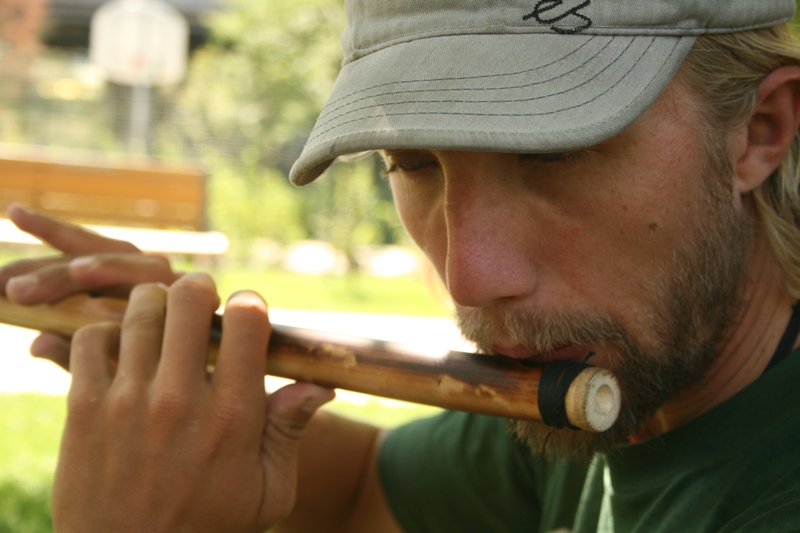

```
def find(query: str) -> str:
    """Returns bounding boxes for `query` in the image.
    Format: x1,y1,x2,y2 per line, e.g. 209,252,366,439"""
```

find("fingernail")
228,290,267,307
7,275,36,296
69,256,95,272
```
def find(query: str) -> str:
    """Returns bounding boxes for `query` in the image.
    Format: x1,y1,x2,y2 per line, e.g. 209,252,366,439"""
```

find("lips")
491,342,593,363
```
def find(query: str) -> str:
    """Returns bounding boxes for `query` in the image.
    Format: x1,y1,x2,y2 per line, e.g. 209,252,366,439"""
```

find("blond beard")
456,171,751,462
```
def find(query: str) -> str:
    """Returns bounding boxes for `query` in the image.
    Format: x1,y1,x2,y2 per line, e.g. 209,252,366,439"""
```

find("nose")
442,154,537,308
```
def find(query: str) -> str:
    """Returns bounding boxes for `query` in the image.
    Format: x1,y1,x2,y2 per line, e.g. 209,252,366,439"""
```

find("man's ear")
734,66,800,195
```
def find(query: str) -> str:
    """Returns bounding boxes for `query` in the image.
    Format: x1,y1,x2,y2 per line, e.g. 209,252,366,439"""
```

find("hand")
0,205,181,368
52,273,335,533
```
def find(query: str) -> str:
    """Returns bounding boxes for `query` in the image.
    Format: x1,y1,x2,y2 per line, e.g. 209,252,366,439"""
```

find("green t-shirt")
379,350,800,532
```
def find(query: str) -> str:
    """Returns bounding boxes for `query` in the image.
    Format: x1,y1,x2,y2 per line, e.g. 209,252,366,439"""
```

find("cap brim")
291,33,695,185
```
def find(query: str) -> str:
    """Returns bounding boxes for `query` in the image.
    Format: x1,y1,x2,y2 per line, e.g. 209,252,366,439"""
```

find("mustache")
456,305,634,356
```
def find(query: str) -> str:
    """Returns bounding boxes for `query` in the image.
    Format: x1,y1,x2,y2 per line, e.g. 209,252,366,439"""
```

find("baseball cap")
290,0,796,185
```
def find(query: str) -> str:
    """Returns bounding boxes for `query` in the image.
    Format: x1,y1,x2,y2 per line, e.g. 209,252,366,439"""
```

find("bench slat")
0,157,208,230
0,155,227,256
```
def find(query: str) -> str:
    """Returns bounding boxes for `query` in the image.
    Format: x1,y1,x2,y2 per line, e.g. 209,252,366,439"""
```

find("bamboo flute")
0,294,621,432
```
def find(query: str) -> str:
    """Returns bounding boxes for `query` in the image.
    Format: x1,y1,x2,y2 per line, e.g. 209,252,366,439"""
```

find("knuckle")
106,382,145,419
135,255,179,286
66,386,105,421
73,321,120,347
73,321,102,341
125,285,168,330
148,388,193,422
211,398,250,430
124,308,166,334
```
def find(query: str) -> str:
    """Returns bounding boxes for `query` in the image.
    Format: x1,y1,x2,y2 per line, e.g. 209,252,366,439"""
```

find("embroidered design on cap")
524,0,593,35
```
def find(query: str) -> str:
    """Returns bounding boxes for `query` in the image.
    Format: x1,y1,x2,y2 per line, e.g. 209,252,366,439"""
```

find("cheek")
389,177,447,270
536,159,706,309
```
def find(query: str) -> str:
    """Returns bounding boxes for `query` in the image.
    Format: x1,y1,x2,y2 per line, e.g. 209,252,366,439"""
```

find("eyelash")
381,150,590,178
521,151,588,165
381,158,437,178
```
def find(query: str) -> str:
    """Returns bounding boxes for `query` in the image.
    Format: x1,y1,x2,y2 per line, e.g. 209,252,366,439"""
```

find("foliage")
0,481,52,533
303,157,409,266
180,0,344,160
205,160,307,251
173,0,402,262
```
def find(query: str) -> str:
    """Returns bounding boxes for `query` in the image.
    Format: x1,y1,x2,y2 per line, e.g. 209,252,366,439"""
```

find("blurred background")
0,0,439,286
0,1,461,530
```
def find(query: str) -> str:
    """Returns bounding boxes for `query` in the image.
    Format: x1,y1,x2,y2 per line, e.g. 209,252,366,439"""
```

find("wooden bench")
0,154,228,257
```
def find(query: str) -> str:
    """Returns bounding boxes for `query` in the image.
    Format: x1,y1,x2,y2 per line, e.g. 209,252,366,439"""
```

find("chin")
509,417,632,462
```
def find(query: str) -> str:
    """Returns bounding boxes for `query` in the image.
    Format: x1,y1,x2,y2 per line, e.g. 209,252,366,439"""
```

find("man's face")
382,79,752,459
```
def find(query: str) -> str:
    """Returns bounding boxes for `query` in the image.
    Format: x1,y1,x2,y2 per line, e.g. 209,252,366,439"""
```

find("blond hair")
679,24,800,297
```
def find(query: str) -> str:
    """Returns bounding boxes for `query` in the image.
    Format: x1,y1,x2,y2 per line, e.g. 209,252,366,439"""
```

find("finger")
4,254,178,305
117,283,168,382
0,255,66,294
30,333,72,371
213,291,270,401
8,204,139,255
69,254,179,292
69,322,118,393
262,382,335,475
5,263,86,304
157,273,220,389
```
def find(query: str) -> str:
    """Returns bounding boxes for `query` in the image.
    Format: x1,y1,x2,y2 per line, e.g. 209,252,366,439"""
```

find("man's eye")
521,152,588,164
384,158,437,176
538,153,569,162
523,152,568,162
397,160,430,171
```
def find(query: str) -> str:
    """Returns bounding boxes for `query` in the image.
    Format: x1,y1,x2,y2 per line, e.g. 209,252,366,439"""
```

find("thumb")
263,382,335,466
264,383,336,453
258,383,335,522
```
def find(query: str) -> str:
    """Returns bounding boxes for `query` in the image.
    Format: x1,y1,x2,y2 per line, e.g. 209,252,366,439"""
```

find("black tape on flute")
537,357,595,430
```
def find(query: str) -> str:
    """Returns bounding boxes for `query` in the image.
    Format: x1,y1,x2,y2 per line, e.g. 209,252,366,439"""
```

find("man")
2,0,800,531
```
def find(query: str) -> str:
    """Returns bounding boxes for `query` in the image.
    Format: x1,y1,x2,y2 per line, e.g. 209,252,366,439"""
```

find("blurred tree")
177,0,344,170
0,0,48,56
0,0,48,93
171,0,404,266
304,156,406,270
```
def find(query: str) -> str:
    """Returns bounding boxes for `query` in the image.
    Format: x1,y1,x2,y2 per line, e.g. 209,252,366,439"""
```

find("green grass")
0,394,64,533
213,266,451,316
0,395,65,481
